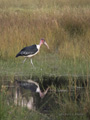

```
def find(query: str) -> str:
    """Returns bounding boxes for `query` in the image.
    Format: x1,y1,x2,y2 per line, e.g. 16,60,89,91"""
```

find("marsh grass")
46,82,90,120
0,0,90,60
0,77,90,120
0,89,51,120
0,53,90,77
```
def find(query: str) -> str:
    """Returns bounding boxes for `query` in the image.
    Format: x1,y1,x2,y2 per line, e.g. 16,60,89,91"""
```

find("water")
0,75,89,111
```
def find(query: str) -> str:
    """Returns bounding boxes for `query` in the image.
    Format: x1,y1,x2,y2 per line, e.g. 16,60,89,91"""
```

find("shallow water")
0,75,89,112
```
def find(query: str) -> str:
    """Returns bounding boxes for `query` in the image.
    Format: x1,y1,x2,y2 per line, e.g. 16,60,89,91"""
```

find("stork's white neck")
37,44,40,50
36,87,40,92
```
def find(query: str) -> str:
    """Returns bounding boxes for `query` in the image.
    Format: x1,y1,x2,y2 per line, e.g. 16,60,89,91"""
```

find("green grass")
0,96,49,120
0,0,90,10
0,53,90,78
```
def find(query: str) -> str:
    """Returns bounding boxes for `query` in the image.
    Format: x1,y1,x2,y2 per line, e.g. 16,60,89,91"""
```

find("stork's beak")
40,87,50,99
44,41,49,49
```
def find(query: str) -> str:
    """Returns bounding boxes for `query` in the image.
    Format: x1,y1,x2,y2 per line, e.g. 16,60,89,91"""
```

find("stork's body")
16,80,49,99
16,39,49,67
16,45,40,58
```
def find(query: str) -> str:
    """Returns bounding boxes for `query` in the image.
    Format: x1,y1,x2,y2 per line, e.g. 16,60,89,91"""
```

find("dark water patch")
0,75,90,114
14,75,90,88
0,74,89,91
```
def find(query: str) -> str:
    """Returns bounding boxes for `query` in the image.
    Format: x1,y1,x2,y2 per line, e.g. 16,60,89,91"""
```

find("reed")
0,0,90,60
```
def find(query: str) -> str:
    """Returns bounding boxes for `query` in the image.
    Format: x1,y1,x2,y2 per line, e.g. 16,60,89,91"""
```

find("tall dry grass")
0,0,90,59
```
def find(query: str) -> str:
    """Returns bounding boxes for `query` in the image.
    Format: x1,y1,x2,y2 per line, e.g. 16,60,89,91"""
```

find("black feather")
16,80,38,92
16,45,38,57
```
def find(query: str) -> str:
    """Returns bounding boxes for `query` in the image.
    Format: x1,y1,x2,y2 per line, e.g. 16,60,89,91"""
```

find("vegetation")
0,93,49,120
0,0,90,60
0,0,90,120
0,0,90,76
0,80,90,120
0,54,90,77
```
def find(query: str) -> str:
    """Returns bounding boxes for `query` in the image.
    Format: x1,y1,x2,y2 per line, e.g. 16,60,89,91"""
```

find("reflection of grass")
0,81,90,120
0,92,50,120
39,82,90,120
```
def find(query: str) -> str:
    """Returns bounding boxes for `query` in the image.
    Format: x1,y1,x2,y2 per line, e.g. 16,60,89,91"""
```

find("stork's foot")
23,58,27,63
32,64,36,69
30,59,36,69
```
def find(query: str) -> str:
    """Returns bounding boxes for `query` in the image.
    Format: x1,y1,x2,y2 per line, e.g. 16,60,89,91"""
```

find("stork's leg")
31,59,35,68
23,58,27,63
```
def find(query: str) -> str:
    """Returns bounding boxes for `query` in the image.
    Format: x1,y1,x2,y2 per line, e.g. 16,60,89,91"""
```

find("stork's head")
39,87,50,99
40,39,49,49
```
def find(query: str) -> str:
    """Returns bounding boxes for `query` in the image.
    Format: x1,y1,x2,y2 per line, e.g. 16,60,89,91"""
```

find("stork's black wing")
16,44,38,57
16,80,38,92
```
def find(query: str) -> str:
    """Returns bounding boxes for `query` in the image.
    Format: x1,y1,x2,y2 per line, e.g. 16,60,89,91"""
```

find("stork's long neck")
37,41,43,50
37,44,40,50
39,41,43,46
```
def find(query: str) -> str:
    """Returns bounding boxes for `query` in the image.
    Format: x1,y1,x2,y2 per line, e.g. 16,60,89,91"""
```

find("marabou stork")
16,39,49,67
16,80,49,99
